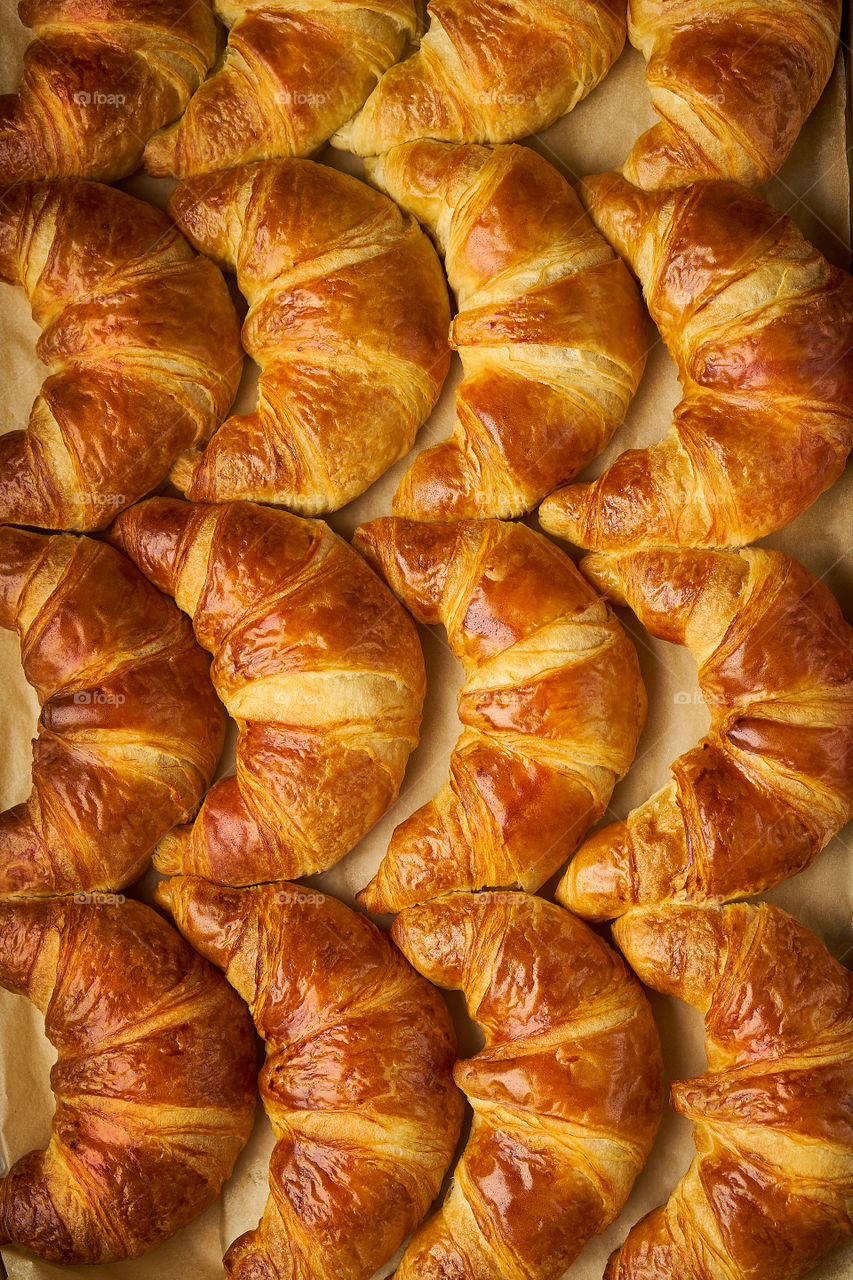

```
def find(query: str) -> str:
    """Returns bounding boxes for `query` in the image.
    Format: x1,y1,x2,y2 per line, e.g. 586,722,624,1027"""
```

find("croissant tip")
141,127,177,180
577,171,621,209
153,878,174,913
351,521,385,565
152,829,190,876
538,492,581,542
169,451,201,496
355,880,385,914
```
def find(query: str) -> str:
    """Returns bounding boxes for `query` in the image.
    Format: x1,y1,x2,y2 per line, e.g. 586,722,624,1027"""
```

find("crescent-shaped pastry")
157,876,464,1280
0,895,257,1263
367,140,648,519
610,901,853,1280
623,0,842,189
353,518,646,913
332,0,626,156
0,179,243,532
111,498,426,886
0,0,217,181
165,159,450,513
0,526,225,896
144,0,417,177
391,891,663,1280
558,546,853,920
539,174,853,551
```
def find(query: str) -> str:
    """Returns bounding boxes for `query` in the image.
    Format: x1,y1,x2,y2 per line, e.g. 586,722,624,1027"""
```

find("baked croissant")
622,0,842,189
609,901,853,1280
0,179,243,532
0,895,257,1264
331,0,626,156
0,526,226,897
157,875,464,1280
165,160,450,513
144,0,417,177
367,140,648,519
353,518,646,913
558,546,853,920
539,174,853,550
0,0,217,181
111,498,426,886
391,891,663,1280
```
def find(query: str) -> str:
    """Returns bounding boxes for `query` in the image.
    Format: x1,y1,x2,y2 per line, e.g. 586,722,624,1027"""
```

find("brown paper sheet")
1,16,852,1280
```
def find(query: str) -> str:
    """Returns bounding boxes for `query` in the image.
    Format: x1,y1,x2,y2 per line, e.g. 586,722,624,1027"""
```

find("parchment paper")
1,11,852,1279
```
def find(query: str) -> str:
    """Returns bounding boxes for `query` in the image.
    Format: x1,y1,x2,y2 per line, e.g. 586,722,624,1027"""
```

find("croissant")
144,1,417,177
622,0,842,189
164,160,450,513
157,875,464,1280
331,0,626,156
0,0,218,182
111,498,426,886
353,518,646,913
0,526,226,897
390,891,663,1279
557,546,853,921
0,895,257,1263
539,174,853,550
609,900,853,1280
0,179,242,532
366,140,648,519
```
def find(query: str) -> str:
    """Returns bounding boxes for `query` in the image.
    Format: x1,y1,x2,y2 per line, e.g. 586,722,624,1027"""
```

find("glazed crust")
111,498,426,885
609,901,853,1280
353,518,646,912
0,179,243,532
391,892,663,1280
539,175,853,550
0,526,226,896
367,140,648,519
0,895,257,1263
158,875,464,1280
144,0,417,177
332,0,626,155
623,0,842,189
165,160,450,513
0,0,218,182
557,546,853,919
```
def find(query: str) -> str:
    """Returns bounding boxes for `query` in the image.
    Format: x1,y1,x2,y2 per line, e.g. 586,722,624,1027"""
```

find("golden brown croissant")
157,875,464,1280
609,900,853,1280
0,179,243,532
367,140,648,519
391,891,663,1280
0,0,217,181
0,525,226,897
622,0,841,189
353,518,646,913
111,498,426,886
332,0,626,156
0,894,257,1263
144,0,417,177
164,160,450,513
539,174,853,550
557,546,853,921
